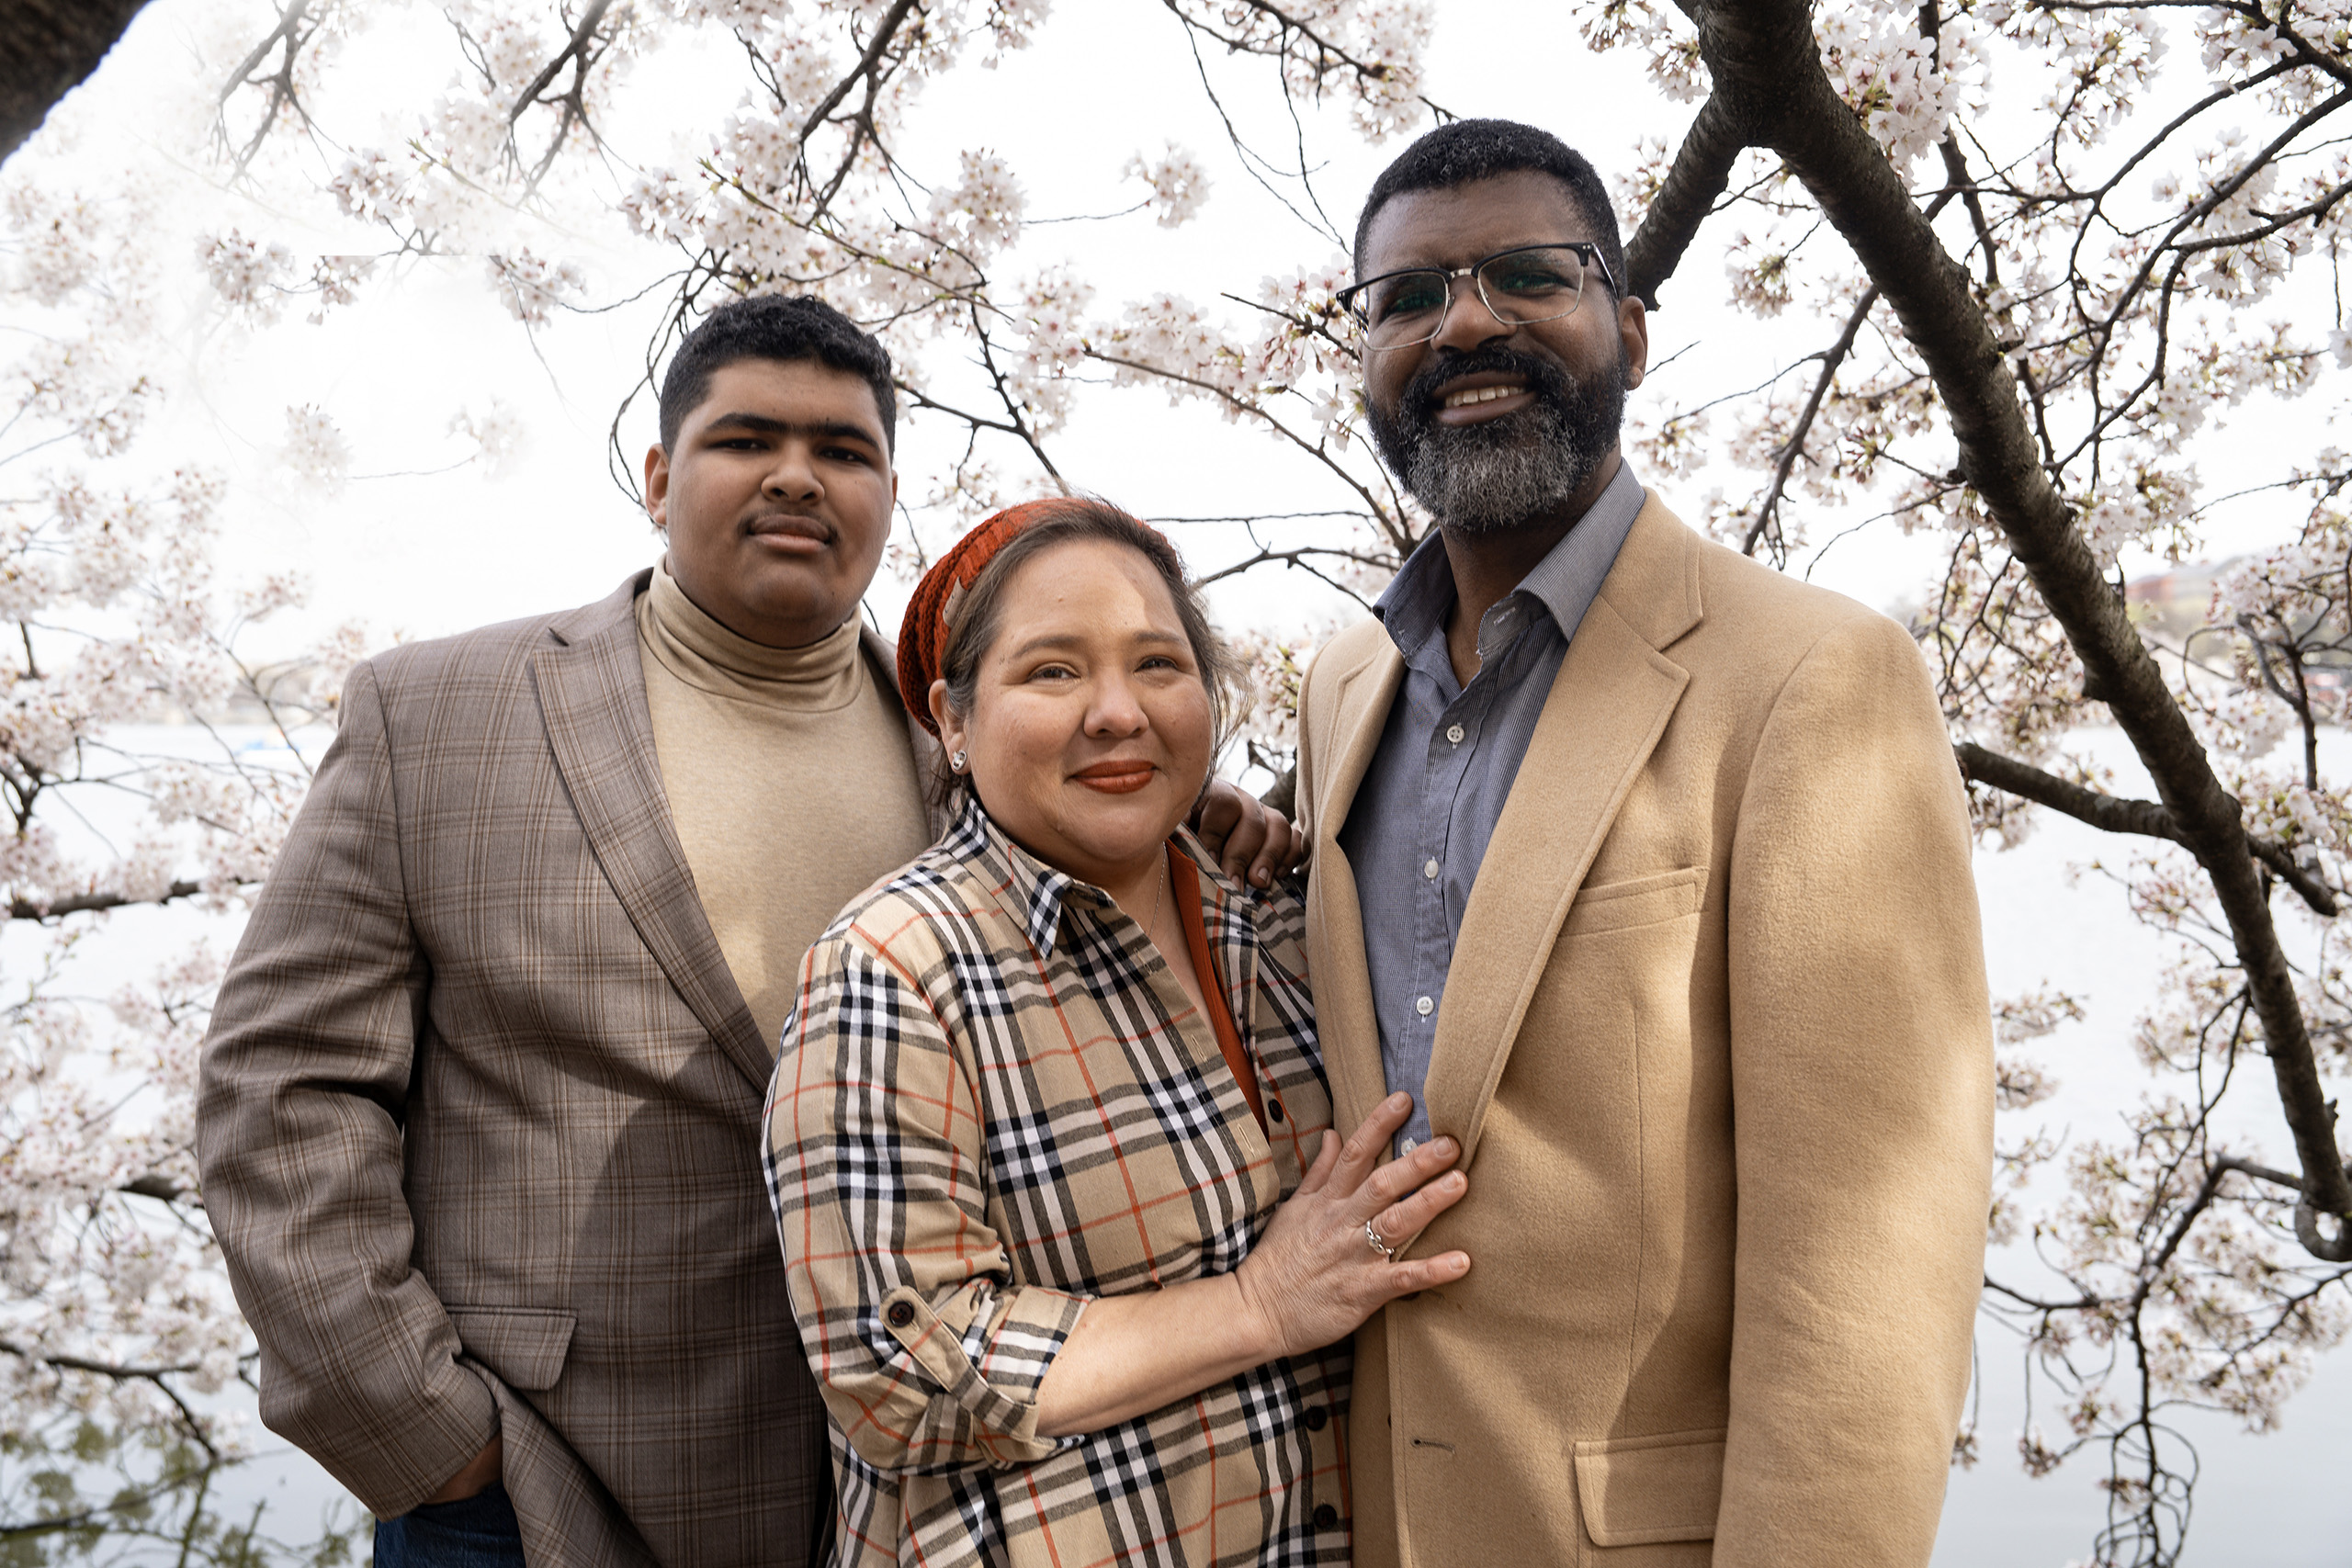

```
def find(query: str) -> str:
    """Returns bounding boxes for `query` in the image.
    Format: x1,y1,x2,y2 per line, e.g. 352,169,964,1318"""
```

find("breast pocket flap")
1562,866,1707,937
1574,1427,1725,1547
449,1305,577,1393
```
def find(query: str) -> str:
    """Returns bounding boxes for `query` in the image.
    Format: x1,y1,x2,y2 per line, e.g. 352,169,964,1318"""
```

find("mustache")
1400,344,1575,417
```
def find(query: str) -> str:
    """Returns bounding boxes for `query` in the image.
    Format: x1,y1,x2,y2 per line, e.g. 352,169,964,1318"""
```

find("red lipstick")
1072,761,1156,795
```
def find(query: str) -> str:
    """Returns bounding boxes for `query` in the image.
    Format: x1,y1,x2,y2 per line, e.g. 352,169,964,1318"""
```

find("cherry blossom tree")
11,0,2352,1562
0,143,366,1557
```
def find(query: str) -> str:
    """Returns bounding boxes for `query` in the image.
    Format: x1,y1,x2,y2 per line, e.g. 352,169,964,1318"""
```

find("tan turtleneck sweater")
637,562,933,1053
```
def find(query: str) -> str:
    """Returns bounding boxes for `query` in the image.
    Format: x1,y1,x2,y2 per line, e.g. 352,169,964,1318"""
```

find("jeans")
374,1481,527,1567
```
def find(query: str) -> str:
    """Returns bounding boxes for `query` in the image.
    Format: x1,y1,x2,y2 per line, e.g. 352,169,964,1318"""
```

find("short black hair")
657,294,897,453
1351,118,1623,299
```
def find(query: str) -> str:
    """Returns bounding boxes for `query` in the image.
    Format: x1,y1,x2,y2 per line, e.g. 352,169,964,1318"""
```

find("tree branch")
796,0,920,145
1955,742,2338,917
0,0,154,164
212,0,318,174
0,1342,199,1381
506,0,615,126
8,879,204,921
1741,284,1879,560
1623,92,1747,310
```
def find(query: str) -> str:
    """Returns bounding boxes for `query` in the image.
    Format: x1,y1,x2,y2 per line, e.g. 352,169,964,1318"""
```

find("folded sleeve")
763,930,1088,1476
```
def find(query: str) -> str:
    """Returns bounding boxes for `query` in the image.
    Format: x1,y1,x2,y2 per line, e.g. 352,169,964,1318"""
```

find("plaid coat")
198,572,937,1565
763,801,1352,1568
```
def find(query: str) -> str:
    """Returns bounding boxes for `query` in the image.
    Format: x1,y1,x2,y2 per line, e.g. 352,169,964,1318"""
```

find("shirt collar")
946,794,1238,962
948,794,1090,958
1372,459,1648,662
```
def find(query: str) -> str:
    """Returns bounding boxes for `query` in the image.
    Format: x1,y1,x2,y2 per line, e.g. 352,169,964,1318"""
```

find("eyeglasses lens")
1360,247,1591,348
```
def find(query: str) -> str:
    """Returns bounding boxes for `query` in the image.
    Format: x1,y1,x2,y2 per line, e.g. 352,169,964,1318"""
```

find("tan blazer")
1296,497,1994,1568
198,573,939,1566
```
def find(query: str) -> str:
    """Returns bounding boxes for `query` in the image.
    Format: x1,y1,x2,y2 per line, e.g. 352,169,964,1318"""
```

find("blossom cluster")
1,70,366,1514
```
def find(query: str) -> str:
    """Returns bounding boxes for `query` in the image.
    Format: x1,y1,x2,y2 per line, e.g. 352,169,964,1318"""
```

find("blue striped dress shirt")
1336,461,1647,1150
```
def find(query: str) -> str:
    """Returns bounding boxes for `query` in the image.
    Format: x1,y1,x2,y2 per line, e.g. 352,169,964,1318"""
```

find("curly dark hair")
656,294,897,452
1351,118,1624,300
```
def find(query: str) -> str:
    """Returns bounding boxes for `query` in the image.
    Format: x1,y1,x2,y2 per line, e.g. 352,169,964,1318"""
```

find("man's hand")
1193,780,1305,888
424,1434,503,1505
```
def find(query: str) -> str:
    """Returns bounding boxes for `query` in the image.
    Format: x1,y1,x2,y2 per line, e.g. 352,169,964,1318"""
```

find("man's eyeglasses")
1336,243,1619,351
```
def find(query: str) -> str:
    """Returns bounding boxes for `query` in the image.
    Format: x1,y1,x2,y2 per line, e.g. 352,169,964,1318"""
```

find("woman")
763,498,1471,1567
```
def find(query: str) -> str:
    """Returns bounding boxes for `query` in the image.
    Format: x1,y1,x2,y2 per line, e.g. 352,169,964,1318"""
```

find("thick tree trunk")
0,0,155,164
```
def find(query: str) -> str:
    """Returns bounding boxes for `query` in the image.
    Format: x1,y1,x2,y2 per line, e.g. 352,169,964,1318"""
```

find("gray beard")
1401,415,1602,536
1368,341,1629,536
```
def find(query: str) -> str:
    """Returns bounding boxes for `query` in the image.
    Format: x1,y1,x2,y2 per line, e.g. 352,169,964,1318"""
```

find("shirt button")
1266,1098,1285,1122
1399,1137,1418,1156
1312,1504,1340,1529
886,1302,915,1328
1445,723,1465,744
1422,858,1439,879
1305,1406,1330,1431
1415,996,1433,1017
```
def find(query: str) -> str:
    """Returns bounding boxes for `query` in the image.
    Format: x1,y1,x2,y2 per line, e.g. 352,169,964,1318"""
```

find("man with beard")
1291,119,1995,1565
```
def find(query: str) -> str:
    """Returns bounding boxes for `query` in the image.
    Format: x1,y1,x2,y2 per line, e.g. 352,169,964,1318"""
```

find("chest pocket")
1561,865,1707,938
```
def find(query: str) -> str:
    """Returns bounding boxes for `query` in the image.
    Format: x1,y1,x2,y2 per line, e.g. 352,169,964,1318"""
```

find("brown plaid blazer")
198,571,939,1566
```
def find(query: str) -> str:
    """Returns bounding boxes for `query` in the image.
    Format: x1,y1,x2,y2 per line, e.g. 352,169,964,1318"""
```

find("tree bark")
1623,92,1745,310
0,0,155,165
1665,0,2352,1247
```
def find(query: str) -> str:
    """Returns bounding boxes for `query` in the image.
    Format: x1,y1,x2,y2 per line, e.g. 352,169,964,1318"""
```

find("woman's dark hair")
657,294,896,452
932,499,1237,807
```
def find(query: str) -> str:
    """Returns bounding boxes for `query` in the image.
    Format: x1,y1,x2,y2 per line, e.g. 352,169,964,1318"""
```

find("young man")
1295,120,1995,1566
198,297,1294,1566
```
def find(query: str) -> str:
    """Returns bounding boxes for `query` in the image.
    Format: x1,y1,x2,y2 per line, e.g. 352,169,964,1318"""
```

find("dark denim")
374,1480,527,1567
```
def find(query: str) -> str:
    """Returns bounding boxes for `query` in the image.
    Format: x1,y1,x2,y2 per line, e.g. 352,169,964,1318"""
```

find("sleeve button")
1312,1504,1340,1529
886,1302,916,1328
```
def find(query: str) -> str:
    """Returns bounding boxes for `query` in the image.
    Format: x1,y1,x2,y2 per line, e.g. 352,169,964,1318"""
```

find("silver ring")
1364,1219,1397,1261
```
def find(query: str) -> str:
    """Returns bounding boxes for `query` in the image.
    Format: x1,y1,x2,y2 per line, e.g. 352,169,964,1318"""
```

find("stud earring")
950,750,967,773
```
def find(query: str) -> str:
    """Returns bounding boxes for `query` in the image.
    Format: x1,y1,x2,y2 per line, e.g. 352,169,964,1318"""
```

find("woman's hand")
1030,1093,1466,1438
1234,1092,1472,1361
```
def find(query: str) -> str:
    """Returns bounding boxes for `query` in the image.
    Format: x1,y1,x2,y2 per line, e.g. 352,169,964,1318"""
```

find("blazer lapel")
1307,643,1407,1135
533,575,771,1090
1422,498,1704,1166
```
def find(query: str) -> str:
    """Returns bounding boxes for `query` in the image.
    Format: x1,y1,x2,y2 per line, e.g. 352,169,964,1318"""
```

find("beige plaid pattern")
198,573,927,1566
764,800,1352,1568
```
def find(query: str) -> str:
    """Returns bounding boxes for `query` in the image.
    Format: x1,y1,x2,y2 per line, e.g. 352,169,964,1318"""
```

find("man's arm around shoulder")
197,657,500,1516
1716,609,1995,1567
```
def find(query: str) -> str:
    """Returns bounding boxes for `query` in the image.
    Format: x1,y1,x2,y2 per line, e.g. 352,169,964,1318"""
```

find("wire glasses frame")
1336,243,1620,351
